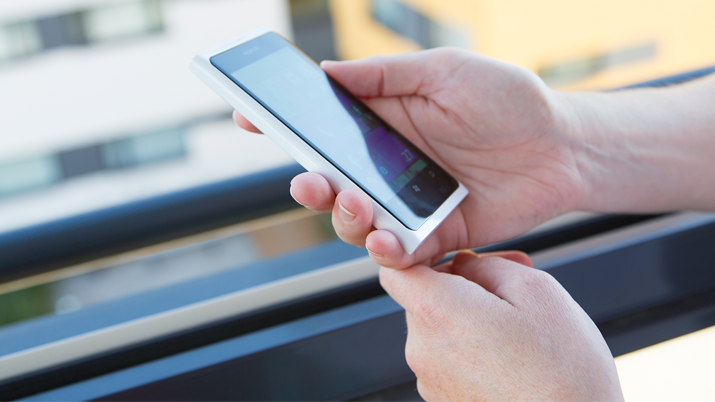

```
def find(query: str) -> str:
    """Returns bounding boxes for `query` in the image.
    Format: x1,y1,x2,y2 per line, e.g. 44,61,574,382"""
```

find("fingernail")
453,249,480,264
338,201,356,223
320,60,337,67
457,249,528,258
367,247,383,258
457,250,533,268
289,187,308,207
478,250,529,259
457,249,480,257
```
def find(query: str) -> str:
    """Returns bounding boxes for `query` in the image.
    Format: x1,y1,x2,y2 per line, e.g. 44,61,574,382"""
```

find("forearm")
557,74,715,213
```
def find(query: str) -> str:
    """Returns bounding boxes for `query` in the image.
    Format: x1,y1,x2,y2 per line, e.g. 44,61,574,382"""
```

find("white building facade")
0,0,295,232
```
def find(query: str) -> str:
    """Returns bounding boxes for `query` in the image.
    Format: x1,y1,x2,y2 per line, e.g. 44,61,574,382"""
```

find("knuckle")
404,341,426,376
404,341,438,383
432,46,461,57
511,268,559,296
410,299,446,332
415,378,433,401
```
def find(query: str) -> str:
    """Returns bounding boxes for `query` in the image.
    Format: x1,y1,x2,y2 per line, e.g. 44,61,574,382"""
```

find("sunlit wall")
330,0,715,91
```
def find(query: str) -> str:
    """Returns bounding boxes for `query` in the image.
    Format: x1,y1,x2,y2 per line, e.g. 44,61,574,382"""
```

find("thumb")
321,50,462,98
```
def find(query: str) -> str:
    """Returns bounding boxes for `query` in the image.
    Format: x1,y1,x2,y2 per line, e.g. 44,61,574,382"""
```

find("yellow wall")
329,0,715,90
329,0,420,59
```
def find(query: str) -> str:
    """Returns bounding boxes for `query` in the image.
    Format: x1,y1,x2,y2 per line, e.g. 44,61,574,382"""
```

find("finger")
379,264,484,315
289,172,335,213
232,110,262,134
365,229,418,269
379,265,442,313
365,227,449,270
321,48,469,98
331,189,373,247
448,251,534,304
432,259,453,273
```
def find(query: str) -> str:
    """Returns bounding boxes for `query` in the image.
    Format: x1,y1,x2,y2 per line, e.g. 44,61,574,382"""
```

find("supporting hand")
379,251,624,401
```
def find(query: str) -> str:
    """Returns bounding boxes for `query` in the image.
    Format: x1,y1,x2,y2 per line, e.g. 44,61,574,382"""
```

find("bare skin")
234,47,715,400
381,251,624,401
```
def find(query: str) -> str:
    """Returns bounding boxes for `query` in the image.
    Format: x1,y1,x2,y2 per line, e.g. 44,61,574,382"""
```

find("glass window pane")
101,139,135,169
36,12,87,49
370,0,404,33
129,129,185,166
0,22,42,60
428,20,469,49
0,156,61,196
84,0,162,42
58,145,104,178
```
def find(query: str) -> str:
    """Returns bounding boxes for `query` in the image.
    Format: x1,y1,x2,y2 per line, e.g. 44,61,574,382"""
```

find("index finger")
378,265,489,315
321,48,471,98
232,110,262,134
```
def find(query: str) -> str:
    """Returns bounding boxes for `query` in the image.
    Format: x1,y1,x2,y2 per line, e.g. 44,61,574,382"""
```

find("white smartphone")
189,27,468,254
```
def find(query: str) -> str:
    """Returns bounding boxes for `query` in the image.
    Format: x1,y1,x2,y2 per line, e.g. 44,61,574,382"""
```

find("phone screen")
211,32,458,230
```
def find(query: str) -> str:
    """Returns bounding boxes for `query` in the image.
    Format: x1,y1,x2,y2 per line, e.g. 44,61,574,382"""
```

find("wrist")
551,90,610,212
554,89,659,213
543,88,596,213
551,78,715,213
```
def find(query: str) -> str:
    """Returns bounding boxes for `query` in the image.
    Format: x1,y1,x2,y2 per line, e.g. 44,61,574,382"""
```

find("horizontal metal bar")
0,212,659,399
5,212,715,400
23,296,410,402
0,163,305,282
537,212,715,323
0,256,379,382
616,65,715,90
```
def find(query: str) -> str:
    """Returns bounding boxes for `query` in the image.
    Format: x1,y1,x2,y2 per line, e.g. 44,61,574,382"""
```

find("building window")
58,145,104,179
103,128,185,169
370,0,469,49
0,22,42,60
0,156,61,197
539,42,657,86
36,12,88,49
84,0,163,43
0,0,163,64
0,127,185,198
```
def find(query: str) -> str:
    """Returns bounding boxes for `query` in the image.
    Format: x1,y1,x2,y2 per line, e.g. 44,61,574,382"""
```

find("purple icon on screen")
365,126,413,173
373,158,398,182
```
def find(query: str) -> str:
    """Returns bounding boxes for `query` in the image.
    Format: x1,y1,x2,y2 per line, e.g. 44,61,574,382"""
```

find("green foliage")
0,285,52,327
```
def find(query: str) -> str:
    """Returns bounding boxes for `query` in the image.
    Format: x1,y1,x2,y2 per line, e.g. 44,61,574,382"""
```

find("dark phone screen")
210,32,458,230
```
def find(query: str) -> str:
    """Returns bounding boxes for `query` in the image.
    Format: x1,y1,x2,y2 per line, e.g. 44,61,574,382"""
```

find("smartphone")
189,27,468,254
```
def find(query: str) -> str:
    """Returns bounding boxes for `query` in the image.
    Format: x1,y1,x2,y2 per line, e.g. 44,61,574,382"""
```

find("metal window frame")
4,212,714,401
0,163,305,282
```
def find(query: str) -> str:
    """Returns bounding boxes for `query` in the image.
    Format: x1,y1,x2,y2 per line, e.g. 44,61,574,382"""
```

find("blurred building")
0,0,343,327
329,0,715,90
0,0,294,233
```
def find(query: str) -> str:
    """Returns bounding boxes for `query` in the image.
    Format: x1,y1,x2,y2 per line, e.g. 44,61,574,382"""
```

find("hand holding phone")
191,27,587,266
190,28,468,254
